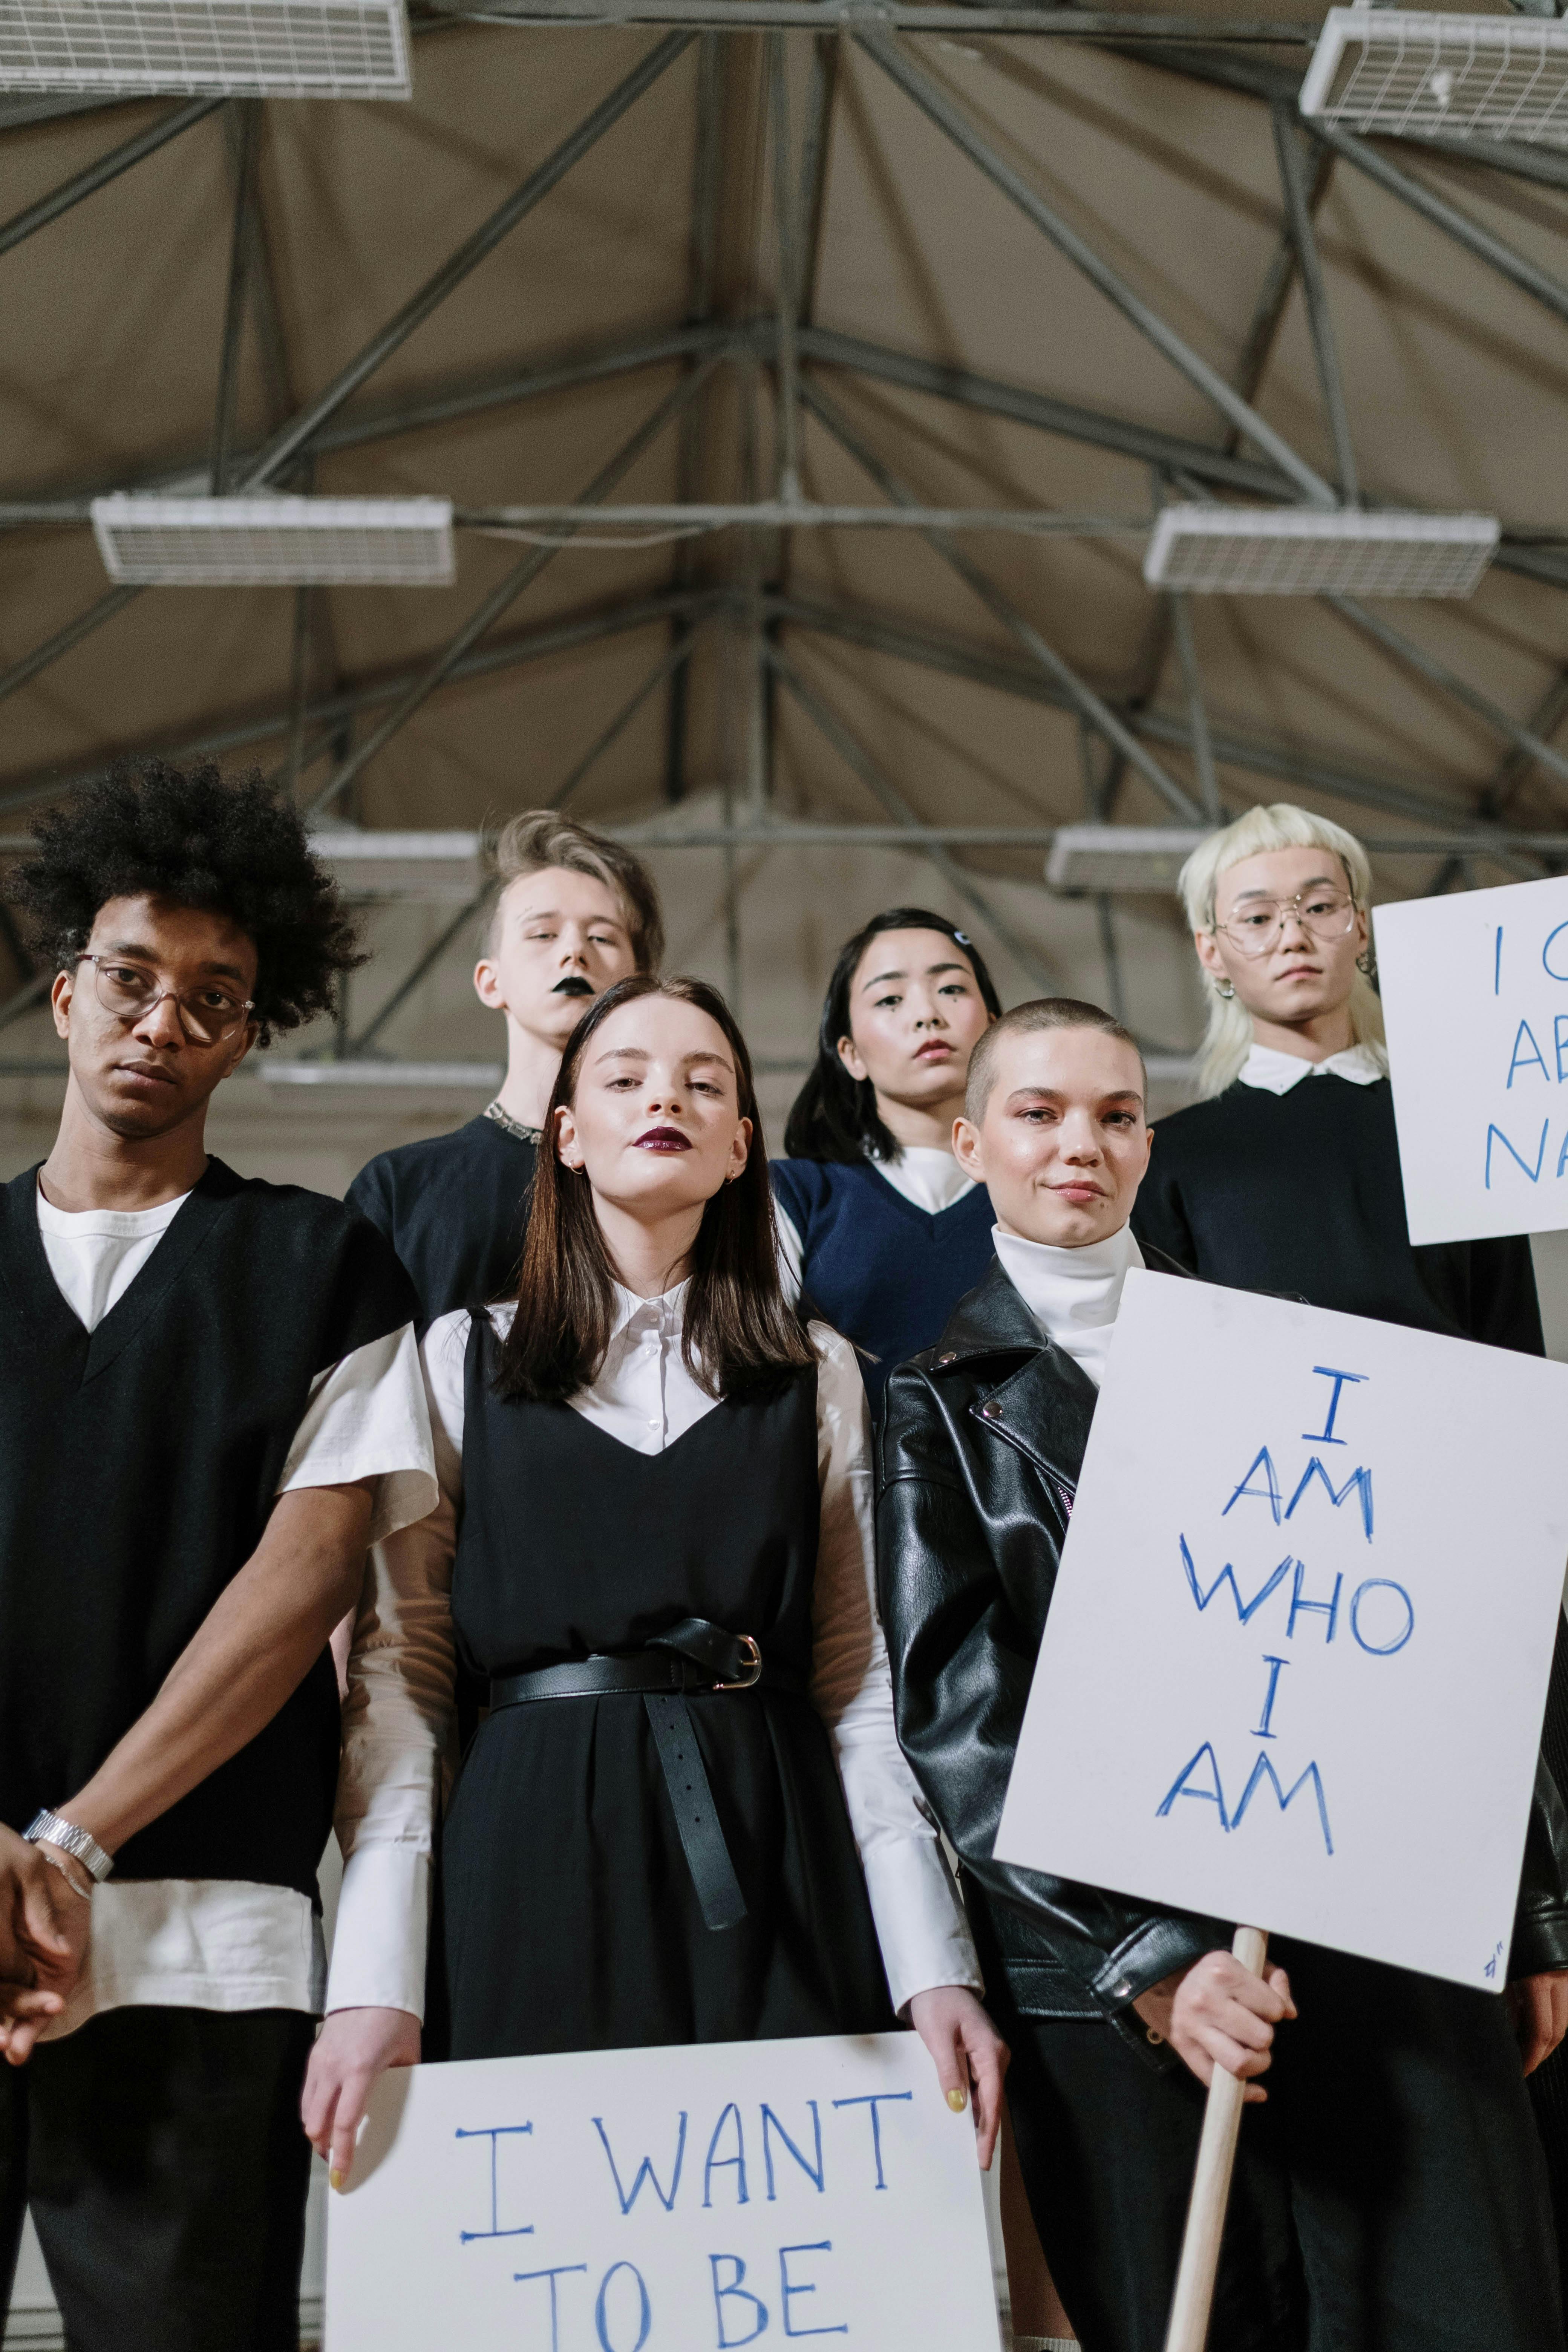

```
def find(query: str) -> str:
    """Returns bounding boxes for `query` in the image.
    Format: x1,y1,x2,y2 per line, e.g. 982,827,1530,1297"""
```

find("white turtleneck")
991,1220,1144,1388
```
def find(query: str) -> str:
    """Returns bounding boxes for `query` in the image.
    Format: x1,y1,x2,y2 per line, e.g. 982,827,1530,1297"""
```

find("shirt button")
937,1351,957,1365
981,1400,1001,1420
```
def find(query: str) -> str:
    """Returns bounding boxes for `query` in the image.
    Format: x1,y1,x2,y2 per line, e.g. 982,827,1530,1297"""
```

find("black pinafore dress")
429,1317,895,2061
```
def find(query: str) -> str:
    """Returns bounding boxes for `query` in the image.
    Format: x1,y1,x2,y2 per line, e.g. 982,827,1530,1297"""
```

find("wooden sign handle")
1161,1925,1270,2352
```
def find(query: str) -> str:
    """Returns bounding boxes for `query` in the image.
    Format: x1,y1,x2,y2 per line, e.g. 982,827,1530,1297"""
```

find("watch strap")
24,1809,114,1883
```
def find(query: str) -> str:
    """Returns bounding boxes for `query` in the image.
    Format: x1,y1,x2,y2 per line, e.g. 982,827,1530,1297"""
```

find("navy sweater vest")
770,1156,996,1407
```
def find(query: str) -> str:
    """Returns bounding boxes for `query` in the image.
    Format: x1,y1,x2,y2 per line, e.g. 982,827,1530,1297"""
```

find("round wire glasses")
1213,888,1359,959
77,954,254,1045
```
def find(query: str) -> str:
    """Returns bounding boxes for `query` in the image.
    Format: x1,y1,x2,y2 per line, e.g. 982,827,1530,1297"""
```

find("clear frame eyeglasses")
1213,888,1359,960
76,954,255,1046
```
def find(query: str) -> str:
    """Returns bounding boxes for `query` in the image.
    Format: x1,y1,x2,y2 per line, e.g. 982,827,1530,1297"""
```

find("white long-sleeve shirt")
327,1284,981,2021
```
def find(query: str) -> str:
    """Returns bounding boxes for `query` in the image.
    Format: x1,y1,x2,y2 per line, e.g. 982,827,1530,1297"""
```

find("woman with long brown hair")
302,975,1004,2177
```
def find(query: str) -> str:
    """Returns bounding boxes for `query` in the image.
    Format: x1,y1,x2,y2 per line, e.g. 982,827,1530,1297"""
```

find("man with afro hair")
0,762,436,2352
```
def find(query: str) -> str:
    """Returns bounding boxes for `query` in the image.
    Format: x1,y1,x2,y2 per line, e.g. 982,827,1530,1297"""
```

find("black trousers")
0,2005,315,2352
993,1941,1566,2352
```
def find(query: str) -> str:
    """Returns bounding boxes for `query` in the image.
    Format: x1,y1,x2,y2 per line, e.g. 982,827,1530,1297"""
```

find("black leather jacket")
877,1256,1568,2055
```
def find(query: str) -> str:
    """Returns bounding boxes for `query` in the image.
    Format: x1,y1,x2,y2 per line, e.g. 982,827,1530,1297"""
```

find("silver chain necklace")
484,1099,542,1145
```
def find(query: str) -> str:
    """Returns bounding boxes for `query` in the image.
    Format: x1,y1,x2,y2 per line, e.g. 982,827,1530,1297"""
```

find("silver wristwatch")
24,1809,114,1884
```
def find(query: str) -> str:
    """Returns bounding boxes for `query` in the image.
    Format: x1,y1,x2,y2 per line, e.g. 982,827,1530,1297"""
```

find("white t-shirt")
32,1181,437,2036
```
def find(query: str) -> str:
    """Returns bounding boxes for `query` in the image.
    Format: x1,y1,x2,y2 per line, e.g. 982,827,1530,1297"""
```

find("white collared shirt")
32,1184,437,2037
992,1221,1144,1388
1237,1041,1386,1096
327,1288,982,2021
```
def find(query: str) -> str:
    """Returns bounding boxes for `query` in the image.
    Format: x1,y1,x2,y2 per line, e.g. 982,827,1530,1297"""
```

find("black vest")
451,1317,821,1680
0,1159,416,1897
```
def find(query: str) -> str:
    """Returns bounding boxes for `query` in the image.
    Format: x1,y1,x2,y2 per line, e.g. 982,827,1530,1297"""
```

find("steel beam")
1271,103,1358,505
0,590,720,820
210,101,260,496
801,375,1206,822
554,635,694,808
666,31,724,801
795,326,1294,498
237,32,695,492
1167,591,1220,821
855,28,1337,505
769,31,804,503
1308,120,1568,335
0,95,224,262
766,641,1064,988
0,330,723,530
439,2,1315,34
0,585,142,711
765,587,1545,860
1326,595,1568,797
306,359,718,816
347,888,495,1057
1489,666,1568,818
460,499,1147,530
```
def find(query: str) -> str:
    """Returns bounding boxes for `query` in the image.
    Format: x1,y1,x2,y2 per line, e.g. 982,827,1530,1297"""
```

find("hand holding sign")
994,1271,1568,2352
326,2033,1000,2352
995,1272,1568,1987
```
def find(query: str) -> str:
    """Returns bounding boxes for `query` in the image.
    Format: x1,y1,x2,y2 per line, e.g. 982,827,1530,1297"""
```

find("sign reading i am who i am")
994,1273,1568,1990
326,2032,1000,2352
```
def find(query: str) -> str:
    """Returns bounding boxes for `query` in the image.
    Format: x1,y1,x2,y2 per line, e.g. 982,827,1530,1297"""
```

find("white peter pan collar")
1238,1041,1384,1096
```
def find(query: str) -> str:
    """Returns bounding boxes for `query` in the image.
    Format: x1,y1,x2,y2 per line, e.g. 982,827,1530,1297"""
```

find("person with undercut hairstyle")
878,996,1568,2352
0,764,435,2352
349,811,664,1330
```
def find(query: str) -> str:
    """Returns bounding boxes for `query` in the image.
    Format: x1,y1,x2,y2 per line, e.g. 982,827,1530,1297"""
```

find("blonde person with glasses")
1133,799,1568,2279
1133,802,1545,1350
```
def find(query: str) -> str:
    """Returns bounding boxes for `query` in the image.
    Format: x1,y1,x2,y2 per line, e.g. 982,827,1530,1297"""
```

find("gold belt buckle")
715,1635,763,1690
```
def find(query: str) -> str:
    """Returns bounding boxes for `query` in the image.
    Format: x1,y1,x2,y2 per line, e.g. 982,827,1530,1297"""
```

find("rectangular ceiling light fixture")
1144,505,1498,597
1045,826,1209,894
0,0,411,95
90,496,454,585
259,1060,503,1090
1301,7,1568,147
309,830,485,902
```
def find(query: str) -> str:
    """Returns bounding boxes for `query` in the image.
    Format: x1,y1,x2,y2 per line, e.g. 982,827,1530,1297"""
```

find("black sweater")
1133,1072,1544,1355
348,1113,537,1331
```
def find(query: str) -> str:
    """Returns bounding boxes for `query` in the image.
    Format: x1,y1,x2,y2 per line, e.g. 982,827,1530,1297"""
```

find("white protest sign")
994,1272,1568,1988
1375,869,1568,1245
326,2031,999,2352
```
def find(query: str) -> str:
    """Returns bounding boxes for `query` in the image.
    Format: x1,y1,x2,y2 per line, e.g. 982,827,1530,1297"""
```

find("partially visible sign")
994,1272,1568,1988
1376,870,1568,1245
326,2032,999,2352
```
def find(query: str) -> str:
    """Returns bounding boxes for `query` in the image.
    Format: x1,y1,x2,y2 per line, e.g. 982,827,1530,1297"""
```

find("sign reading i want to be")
326,2031,1000,2352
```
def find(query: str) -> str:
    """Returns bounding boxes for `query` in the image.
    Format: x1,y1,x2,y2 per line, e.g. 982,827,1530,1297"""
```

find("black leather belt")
488,1619,804,1934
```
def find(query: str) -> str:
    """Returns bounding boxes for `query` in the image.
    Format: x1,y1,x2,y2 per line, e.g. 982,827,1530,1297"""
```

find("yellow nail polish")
946,2087,967,2113
329,2167,346,2193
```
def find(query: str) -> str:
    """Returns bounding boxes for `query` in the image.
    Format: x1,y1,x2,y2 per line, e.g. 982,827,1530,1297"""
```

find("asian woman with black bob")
772,910,1002,1408
304,974,1004,2181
